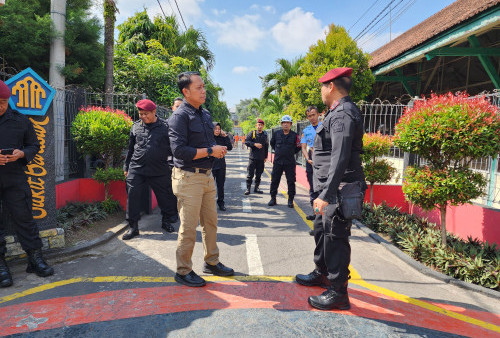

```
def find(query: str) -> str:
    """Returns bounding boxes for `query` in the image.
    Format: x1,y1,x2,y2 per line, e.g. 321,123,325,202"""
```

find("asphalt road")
1,147,499,337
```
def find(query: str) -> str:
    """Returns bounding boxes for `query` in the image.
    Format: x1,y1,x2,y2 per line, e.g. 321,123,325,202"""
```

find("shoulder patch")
331,119,344,133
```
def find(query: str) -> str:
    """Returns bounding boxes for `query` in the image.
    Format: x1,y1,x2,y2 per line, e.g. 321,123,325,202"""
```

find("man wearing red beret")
122,99,178,239
0,80,54,287
244,118,268,195
295,68,367,310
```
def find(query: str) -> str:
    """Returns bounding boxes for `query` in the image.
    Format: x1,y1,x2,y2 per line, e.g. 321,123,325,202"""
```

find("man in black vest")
123,99,178,240
268,115,301,208
0,80,53,288
295,67,366,311
244,118,268,195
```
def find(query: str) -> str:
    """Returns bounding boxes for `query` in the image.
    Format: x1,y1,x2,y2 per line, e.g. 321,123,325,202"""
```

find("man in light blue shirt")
300,106,321,226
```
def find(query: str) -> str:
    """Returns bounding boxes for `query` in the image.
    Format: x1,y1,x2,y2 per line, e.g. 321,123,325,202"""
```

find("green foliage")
395,93,500,169
403,166,486,210
71,106,133,168
101,197,121,214
283,24,374,121
362,203,500,290
364,159,397,185
57,201,110,232
114,44,191,105
117,10,214,70
93,167,125,185
261,57,304,100
0,0,104,88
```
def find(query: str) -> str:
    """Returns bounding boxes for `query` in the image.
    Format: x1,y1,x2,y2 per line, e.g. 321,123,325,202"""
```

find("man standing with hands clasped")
295,67,366,310
169,71,234,287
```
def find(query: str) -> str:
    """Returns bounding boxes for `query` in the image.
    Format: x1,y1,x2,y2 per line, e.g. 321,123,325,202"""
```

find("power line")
354,0,397,41
156,0,167,19
356,0,407,42
173,0,188,30
348,0,382,32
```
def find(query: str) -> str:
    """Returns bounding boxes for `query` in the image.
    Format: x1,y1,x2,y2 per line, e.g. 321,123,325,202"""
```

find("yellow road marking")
1,167,498,333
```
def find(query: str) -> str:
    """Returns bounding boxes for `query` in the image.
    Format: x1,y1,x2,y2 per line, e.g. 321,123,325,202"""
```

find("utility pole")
49,0,66,182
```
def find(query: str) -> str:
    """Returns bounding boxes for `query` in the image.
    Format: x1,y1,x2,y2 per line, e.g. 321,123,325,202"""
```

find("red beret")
0,80,11,99
318,67,353,83
136,99,156,111
257,118,264,125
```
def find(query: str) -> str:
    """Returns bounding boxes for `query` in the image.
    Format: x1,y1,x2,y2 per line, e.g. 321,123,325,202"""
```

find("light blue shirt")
300,122,322,149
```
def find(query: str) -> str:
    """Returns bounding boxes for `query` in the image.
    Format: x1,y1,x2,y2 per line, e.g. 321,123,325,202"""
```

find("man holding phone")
0,80,53,288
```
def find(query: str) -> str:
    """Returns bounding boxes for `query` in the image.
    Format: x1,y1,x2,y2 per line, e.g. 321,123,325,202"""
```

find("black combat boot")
295,269,330,288
0,254,13,287
122,220,139,240
161,214,175,233
308,281,350,311
217,201,227,211
288,197,294,208
253,184,263,194
268,196,277,206
244,184,251,195
26,249,54,277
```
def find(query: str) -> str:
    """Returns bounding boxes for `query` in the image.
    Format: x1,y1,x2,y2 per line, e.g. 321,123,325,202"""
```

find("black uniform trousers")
312,201,351,285
269,162,296,199
212,166,226,205
246,159,264,187
306,150,319,207
126,170,177,223
0,173,43,255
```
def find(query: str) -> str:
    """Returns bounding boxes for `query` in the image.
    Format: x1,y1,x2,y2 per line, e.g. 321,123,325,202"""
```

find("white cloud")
250,4,275,13
358,32,403,53
232,66,258,74
212,8,227,16
271,7,327,54
205,15,266,51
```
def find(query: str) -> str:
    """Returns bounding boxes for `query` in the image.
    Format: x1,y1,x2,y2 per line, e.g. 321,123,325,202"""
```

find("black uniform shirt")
270,129,301,165
123,117,171,176
168,100,215,170
245,130,269,161
0,108,40,175
312,96,366,203
213,134,232,170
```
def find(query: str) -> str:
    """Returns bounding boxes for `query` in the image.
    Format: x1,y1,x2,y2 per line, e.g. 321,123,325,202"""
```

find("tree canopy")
0,0,104,88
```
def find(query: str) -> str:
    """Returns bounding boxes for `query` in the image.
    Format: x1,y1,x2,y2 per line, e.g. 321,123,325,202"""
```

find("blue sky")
110,0,456,108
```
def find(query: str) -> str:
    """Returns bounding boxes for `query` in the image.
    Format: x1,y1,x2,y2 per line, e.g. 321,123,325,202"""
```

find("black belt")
181,167,211,174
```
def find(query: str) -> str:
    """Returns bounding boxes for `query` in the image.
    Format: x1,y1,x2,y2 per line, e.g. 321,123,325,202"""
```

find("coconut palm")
261,57,304,99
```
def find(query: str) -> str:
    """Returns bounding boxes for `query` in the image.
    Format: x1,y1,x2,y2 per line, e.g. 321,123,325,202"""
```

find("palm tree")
261,57,304,99
118,12,215,71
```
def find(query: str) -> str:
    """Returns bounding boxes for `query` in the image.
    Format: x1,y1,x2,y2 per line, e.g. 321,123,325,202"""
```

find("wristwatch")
207,147,213,157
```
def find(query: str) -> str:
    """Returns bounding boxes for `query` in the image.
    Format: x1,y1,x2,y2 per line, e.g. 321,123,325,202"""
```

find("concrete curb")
353,220,500,299
8,221,129,266
46,221,129,260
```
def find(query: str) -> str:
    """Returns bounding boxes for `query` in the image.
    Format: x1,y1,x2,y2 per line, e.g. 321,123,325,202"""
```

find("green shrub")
93,167,126,201
361,203,500,290
101,197,121,214
57,201,121,233
362,133,397,208
394,93,500,246
71,106,133,168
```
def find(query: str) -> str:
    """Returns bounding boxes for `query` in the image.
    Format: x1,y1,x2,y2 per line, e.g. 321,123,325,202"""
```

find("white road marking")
243,198,252,213
245,234,264,275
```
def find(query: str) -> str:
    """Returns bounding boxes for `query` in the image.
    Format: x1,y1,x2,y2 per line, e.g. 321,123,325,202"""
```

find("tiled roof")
369,0,500,68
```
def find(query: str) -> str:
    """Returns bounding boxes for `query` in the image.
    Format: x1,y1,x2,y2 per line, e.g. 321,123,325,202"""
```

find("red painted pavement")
1,282,498,336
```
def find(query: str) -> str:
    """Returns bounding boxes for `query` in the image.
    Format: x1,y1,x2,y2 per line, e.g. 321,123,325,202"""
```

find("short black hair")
172,97,183,105
306,105,318,114
177,71,201,92
332,76,352,94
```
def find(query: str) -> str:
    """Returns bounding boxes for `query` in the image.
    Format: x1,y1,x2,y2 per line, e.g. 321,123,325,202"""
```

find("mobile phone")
1,148,14,155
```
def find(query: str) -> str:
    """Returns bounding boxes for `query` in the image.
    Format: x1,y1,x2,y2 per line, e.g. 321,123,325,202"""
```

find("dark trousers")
0,173,42,255
246,159,264,187
312,201,351,285
212,166,226,205
269,162,296,199
126,171,177,223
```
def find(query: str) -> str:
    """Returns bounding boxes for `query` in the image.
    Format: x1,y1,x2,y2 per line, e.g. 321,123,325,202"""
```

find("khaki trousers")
172,167,219,275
